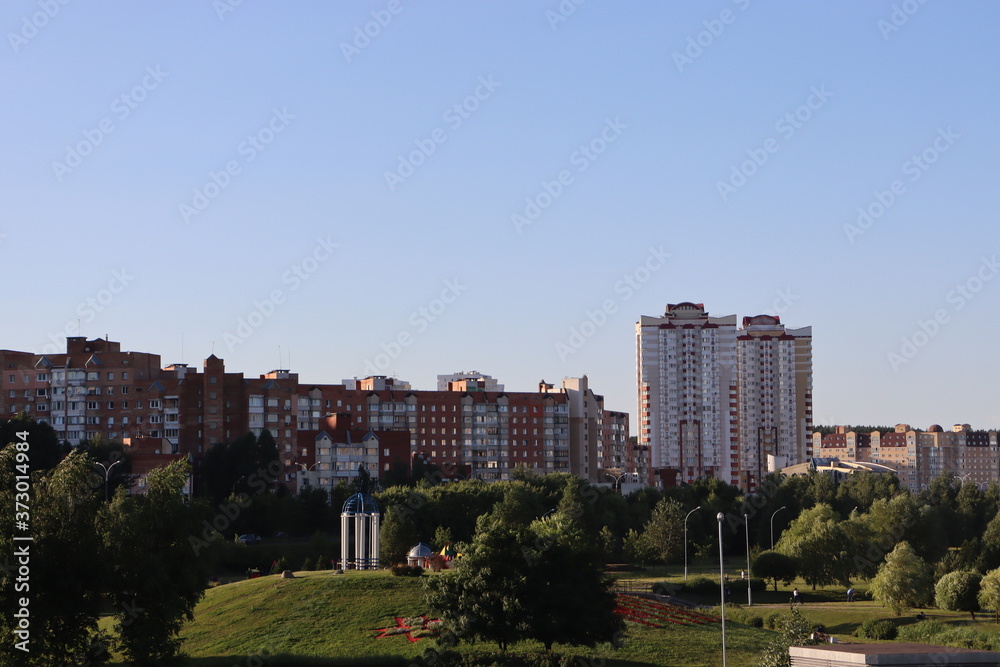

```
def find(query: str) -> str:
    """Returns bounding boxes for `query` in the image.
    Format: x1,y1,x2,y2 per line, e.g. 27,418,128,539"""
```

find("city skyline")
3,2,998,430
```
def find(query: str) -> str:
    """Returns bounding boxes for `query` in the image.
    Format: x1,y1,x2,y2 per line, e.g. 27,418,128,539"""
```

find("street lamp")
770,506,787,550
684,506,701,580
94,460,122,502
297,462,320,488
605,471,629,494
744,513,752,607
717,512,727,667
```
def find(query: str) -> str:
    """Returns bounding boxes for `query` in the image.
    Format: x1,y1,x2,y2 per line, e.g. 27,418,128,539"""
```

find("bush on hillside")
854,618,897,640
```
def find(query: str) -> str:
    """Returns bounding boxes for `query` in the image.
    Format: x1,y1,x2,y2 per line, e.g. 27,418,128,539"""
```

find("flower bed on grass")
374,615,443,642
615,594,717,628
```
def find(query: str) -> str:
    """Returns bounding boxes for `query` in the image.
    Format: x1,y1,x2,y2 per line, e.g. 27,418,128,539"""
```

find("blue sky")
3,1,998,429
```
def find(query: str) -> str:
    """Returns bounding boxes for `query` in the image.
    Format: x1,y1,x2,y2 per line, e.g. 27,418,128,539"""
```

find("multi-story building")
294,414,410,491
736,315,813,489
636,302,740,486
815,424,999,492
637,303,813,490
1,337,629,489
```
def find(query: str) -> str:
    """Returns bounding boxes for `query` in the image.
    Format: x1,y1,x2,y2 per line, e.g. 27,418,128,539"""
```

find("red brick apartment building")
0,337,640,491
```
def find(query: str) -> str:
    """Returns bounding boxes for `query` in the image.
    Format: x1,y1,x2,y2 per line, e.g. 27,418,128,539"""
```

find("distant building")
779,457,896,482
814,424,999,491
736,315,813,490
636,302,739,485
0,337,630,489
636,303,812,491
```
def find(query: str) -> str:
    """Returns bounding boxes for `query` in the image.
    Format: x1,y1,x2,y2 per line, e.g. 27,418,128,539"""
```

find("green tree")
0,447,106,666
757,608,818,667
380,505,419,566
751,550,798,592
935,570,983,621
433,525,454,551
100,459,211,664
641,498,685,564
622,528,649,564
425,508,623,652
977,567,1000,623
776,503,853,590
0,413,67,472
868,541,933,615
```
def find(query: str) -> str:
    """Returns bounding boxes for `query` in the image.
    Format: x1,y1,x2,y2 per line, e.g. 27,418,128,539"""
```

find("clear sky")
2,1,998,430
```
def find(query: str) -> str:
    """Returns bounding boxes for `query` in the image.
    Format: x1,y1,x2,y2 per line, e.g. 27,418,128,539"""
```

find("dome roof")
342,493,379,514
408,542,433,558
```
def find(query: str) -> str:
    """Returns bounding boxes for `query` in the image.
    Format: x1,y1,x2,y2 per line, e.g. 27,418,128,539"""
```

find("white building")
736,315,813,489
636,302,739,485
636,304,813,491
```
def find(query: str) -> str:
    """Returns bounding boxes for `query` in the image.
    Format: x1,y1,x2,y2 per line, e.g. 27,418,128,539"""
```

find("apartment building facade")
636,302,740,486
0,337,629,488
814,424,999,491
736,315,813,489
637,303,813,490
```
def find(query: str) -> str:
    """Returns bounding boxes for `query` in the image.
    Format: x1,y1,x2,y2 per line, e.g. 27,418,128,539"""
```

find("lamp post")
770,505,787,549
717,512,727,667
684,506,701,580
297,462,320,488
744,513,752,607
94,460,122,502
605,471,628,494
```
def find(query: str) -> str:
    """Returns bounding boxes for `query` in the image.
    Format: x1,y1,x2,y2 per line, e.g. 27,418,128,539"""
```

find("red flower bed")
374,615,443,643
614,594,718,628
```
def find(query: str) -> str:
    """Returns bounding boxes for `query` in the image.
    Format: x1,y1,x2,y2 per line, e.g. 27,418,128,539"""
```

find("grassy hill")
167,570,772,666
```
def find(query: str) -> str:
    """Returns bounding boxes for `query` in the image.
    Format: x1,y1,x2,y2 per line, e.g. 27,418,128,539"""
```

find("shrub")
300,557,315,571
936,571,983,619
683,576,719,596
390,564,424,577
854,618,898,640
651,580,681,596
726,607,763,627
763,612,782,630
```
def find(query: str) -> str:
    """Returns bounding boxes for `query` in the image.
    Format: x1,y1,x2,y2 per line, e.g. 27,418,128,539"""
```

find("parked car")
237,534,262,545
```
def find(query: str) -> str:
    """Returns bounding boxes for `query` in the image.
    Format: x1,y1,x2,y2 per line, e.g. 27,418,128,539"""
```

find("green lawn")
99,569,771,666
97,566,1000,666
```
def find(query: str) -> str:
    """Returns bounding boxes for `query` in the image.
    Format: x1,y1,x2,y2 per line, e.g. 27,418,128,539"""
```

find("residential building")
1,337,628,490
636,302,740,486
736,315,813,490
